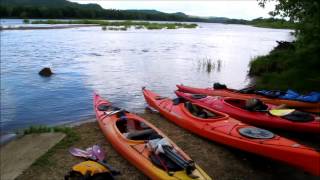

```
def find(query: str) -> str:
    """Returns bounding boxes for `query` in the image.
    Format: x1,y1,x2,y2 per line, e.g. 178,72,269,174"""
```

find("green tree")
258,0,320,45
249,0,320,91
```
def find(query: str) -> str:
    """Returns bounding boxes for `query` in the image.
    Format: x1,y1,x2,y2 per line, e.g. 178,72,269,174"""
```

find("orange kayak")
176,85,320,113
143,88,320,176
94,93,211,180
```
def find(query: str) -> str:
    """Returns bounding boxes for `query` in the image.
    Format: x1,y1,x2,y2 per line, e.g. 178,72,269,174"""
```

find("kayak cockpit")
183,101,226,120
115,114,199,177
225,98,269,111
116,117,161,141
224,98,247,109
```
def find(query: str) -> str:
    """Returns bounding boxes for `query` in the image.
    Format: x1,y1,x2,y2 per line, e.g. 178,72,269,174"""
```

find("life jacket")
65,161,115,180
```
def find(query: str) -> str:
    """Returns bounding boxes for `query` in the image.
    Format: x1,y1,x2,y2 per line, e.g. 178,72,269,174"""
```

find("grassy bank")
249,41,320,91
29,19,197,30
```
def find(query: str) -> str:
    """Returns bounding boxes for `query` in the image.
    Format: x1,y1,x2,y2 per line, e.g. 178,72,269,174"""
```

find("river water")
0,19,293,133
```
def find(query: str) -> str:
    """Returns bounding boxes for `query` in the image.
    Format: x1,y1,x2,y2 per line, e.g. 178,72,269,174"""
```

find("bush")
249,41,320,91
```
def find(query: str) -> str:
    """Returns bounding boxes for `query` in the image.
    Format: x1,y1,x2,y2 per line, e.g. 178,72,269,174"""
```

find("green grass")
145,24,163,30
24,125,79,166
249,42,320,92
197,57,222,73
181,23,198,28
29,19,198,30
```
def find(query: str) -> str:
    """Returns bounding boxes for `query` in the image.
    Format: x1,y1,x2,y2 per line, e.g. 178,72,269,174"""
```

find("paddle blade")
69,147,91,158
269,109,295,116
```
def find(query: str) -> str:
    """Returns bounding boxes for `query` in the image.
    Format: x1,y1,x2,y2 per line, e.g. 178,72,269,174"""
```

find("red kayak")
176,85,320,113
175,91,320,133
143,88,320,176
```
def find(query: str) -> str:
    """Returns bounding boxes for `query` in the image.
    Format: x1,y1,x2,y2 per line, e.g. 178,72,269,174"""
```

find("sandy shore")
4,111,319,180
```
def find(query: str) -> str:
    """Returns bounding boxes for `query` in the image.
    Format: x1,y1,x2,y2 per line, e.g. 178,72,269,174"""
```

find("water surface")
0,20,293,133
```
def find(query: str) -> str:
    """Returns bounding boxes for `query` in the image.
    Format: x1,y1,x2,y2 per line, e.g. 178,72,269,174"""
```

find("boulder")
39,67,53,77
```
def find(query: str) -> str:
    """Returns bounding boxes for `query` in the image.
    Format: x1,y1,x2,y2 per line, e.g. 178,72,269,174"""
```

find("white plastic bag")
147,138,172,154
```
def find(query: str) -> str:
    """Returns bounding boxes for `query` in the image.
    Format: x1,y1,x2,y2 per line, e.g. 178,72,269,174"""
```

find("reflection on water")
0,20,294,133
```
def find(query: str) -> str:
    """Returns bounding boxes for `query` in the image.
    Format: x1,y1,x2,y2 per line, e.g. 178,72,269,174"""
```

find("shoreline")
0,24,100,31
2,112,318,180
0,117,96,146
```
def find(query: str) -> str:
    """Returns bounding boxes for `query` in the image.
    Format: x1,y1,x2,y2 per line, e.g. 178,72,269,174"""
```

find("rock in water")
39,67,53,77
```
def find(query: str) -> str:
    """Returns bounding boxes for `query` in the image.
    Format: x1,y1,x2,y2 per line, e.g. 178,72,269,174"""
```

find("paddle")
269,109,295,116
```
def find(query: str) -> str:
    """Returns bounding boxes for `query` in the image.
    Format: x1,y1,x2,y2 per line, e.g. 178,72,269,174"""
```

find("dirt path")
0,133,65,180
15,112,319,180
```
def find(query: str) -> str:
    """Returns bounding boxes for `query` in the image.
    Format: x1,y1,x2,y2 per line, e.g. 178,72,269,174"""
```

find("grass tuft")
197,57,222,73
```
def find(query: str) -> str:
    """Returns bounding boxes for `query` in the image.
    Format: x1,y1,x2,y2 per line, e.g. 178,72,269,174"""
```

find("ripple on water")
0,20,294,133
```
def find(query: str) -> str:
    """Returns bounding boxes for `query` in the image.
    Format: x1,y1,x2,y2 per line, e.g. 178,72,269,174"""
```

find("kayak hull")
176,85,320,113
175,91,320,133
94,93,211,180
143,88,320,176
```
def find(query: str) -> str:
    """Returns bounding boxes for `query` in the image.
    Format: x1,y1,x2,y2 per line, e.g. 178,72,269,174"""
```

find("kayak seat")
245,98,268,111
172,98,184,105
185,102,218,119
185,101,201,116
126,129,161,140
116,118,146,133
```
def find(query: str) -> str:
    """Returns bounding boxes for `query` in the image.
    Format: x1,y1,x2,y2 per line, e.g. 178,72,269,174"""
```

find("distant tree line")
249,17,296,29
0,0,293,27
0,4,205,22
0,0,250,24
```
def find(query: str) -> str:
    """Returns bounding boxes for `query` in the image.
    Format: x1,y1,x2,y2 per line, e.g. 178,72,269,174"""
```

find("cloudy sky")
70,0,277,20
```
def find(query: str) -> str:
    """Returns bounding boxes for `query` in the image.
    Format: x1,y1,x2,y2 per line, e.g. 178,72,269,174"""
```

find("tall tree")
258,0,320,44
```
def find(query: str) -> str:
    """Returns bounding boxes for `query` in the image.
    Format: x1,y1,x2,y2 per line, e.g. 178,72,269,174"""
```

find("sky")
69,0,277,20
